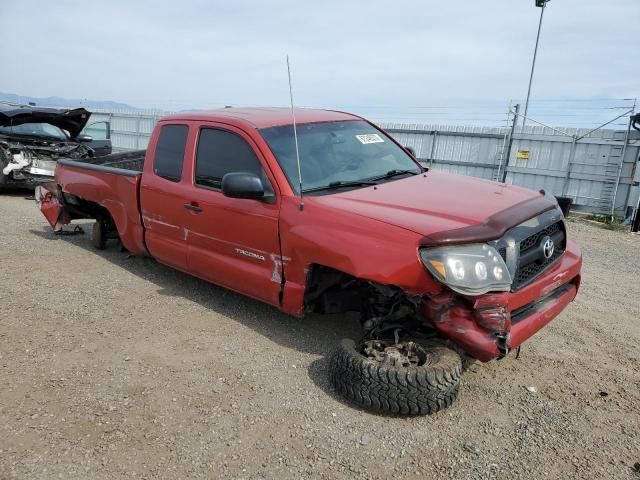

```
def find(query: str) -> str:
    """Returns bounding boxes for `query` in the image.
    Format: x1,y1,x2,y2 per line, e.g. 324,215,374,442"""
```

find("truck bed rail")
89,150,146,172
57,157,142,178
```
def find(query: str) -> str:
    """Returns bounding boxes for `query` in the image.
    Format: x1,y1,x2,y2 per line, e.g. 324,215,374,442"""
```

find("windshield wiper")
371,169,421,181
302,179,378,193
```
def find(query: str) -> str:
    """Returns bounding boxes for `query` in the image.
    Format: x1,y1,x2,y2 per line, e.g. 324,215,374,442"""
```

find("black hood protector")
0,105,91,138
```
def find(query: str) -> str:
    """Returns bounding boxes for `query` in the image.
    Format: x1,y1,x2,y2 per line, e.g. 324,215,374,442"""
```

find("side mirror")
222,172,266,200
76,133,93,143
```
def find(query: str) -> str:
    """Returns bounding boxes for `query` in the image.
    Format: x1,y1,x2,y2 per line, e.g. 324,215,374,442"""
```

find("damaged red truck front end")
423,243,581,362
416,192,583,361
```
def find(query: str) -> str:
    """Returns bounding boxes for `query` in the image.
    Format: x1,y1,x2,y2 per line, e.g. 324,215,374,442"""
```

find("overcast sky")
1,0,638,125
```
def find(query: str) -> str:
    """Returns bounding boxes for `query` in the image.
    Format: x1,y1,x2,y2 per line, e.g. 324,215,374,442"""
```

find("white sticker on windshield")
355,134,384,144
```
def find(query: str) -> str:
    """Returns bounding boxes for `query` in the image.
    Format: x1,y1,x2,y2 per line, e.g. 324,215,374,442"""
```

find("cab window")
153,124,188,182
195,128,267,190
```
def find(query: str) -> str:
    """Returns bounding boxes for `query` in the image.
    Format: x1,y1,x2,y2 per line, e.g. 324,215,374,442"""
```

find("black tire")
427,339,477,372
92,220,107,250
0,152,7,187
460,355,476,371
329,339,462,415
445,342,477,373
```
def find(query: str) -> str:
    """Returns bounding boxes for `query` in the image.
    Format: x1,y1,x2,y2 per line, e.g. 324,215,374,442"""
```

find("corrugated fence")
87,109,640,217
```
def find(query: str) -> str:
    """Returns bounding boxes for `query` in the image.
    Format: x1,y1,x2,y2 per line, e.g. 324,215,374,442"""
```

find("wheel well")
60,193,117,235
303,264,410,315
61,193,108,220
304,264,433,340
303,264,365,314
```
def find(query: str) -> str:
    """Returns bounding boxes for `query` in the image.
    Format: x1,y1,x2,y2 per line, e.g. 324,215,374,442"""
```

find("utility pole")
501,103,521,183
631,113,640,233
522,0,550,130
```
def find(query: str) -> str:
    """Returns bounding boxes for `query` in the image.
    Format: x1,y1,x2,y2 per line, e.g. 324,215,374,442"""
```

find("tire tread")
329,339,462,416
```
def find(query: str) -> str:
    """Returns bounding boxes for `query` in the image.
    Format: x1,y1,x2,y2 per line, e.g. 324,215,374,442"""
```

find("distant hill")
0,92,138,111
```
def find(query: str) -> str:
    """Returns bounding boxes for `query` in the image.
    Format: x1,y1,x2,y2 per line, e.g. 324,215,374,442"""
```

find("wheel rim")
361,340,430,368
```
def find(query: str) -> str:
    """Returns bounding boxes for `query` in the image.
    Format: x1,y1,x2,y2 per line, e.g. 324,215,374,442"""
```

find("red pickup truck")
37,107,582,415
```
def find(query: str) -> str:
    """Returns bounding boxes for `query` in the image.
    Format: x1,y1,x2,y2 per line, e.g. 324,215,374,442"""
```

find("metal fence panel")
86,109,639,217
382,124,508,180
504,128,637,215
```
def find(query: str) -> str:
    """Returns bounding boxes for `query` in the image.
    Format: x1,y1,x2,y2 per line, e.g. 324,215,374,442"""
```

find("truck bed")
47,151,147,255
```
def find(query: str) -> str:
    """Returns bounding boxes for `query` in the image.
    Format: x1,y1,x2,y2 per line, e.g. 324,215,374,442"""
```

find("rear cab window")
194,128,273,193
153,124,188,182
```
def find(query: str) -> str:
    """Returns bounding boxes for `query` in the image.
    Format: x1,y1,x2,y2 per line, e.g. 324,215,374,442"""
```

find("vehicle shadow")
1,187,36,198
30,225,362,403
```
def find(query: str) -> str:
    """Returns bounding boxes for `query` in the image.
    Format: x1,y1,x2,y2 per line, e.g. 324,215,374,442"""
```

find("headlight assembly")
419,244,512,296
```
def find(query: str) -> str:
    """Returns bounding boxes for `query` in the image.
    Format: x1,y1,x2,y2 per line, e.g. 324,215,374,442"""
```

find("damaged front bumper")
422,239,582,362
1,136,89,186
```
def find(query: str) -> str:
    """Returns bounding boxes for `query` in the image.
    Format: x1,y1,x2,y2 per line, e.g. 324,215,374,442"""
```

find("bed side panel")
56,162,146,254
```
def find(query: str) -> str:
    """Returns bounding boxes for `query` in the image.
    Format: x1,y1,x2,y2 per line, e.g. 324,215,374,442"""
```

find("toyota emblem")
542,237,555,260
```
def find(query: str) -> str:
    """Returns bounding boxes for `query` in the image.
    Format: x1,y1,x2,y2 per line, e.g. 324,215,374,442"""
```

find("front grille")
519,222,562,253
514,247,563,288
513,220,565,289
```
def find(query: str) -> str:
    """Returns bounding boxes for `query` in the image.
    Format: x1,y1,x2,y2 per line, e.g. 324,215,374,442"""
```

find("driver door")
184,124,282,306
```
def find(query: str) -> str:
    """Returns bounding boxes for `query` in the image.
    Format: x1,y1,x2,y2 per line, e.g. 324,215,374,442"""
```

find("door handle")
183,202,203,213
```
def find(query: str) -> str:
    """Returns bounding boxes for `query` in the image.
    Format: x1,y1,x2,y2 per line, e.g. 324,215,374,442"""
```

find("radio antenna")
286,55,304,210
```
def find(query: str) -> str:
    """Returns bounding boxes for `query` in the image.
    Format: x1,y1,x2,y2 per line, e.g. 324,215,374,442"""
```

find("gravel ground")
1,192,639,479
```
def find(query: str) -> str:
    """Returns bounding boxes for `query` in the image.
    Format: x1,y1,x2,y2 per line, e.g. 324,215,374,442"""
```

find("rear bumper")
423,239,582,362
36,184,69,230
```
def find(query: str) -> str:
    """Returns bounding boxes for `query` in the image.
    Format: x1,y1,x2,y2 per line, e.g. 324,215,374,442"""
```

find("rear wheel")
329,338,462,415
92,219,107,250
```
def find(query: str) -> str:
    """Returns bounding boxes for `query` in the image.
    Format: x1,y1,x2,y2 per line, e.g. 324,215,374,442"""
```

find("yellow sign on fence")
516,150,530,160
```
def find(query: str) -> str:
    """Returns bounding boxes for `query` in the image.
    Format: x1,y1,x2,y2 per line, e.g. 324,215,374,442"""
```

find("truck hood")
0,106,90,138
308,170,558,244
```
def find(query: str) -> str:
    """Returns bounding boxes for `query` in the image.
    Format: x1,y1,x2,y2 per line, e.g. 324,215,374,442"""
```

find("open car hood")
0,105,91,138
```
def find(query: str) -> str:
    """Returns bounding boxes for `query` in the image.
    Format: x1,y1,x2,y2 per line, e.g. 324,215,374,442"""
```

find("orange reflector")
429,260,446,279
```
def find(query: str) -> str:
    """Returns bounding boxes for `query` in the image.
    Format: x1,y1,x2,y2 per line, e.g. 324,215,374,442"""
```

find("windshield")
0,122,68,140
260,120,420,194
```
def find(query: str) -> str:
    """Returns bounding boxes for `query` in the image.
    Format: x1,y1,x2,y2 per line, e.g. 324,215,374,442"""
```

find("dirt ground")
1,192,639,480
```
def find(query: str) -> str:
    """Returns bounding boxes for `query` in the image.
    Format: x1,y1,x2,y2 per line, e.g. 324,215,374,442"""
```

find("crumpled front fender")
422,240,582,362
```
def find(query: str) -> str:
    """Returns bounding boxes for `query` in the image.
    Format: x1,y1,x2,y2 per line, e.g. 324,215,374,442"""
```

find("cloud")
1,0,638,124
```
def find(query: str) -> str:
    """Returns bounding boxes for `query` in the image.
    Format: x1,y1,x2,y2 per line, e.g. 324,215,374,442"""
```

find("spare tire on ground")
329,338,462,415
